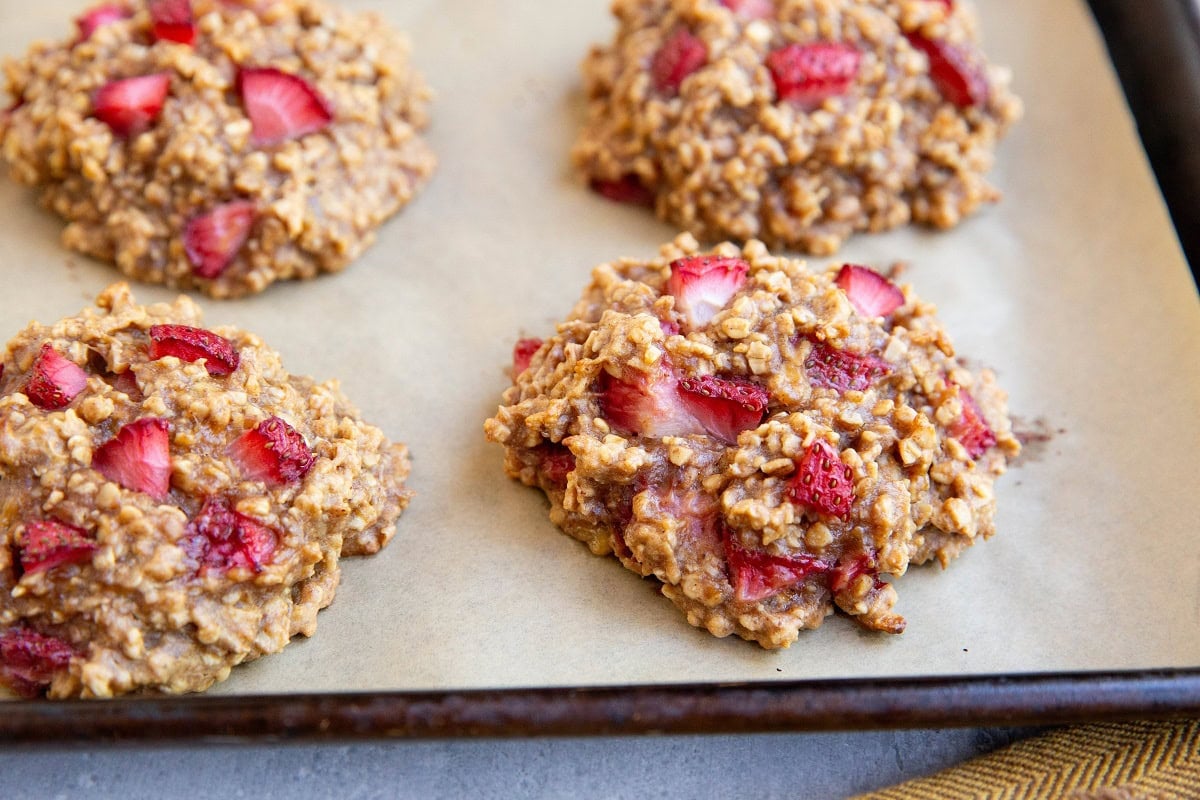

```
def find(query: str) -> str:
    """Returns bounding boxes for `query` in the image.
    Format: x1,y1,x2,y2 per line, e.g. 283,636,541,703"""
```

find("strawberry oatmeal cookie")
485,235,1018,648
0,284,411,698
574,0,1021,254
0,0,435,298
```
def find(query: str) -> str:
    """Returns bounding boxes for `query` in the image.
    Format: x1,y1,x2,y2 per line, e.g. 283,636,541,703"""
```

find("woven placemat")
852,720,1200,799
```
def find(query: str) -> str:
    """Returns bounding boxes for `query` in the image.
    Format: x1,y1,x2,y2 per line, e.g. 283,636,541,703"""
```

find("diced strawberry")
598,362,701,438
533,442,575,485
109,370,140,398
149,324,240,376
834,264,904,318
829,552,876,593
766,42,861,109
92,418,172,499
93,73,171,137
75,3,131,41
720,0,775,20
788,439,854,518
666,255,749,330
805,338,891,392
659,319,681,337
228,416,314,485
906,33,988,108
589,175,655,207
950,386,996,458
0,628,74,698
512,337,543,376
651,28,707,95
183,497,277,575
930,0,954,8
678,374,768,443
149,0,194,45
237,67,334,146
24,344,88,411
183,200,256,279
723,524,829,602
18,519,97,576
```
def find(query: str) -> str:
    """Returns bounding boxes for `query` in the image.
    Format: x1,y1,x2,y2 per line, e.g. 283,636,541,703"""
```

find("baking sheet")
0,0,1197,701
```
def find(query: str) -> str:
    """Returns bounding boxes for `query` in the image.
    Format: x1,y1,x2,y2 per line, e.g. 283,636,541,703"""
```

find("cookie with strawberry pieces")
485,235,1018,649
0,0,435,298
575,0,1021,254
0,284,411,697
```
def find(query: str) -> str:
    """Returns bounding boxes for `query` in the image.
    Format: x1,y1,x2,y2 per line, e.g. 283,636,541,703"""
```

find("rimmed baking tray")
2,0,1199,740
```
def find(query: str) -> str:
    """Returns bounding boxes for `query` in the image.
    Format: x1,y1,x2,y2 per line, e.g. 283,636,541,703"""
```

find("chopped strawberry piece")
788,439,854,518
183,200,256,279
598,362,702,438
228,416,314,485
24,344,88,411
92,418,172,499
0,628,74,698
651,28,708,95
512,338,543,376
149,324,240,376
667,255,749,331
805,339,891,392
237,67,334,146
678,374,768,443
931,0,954,8
589,175,655,207
835,264,904,318
93,73,171,137
533,443,575,485
183,497,277,575
906,33,988,108
75,3,131,40
18,519,97,576
829,552,877,593
723,524,829,602
659,319,681,337
950,387,997,458
720,0,775,20
766,42,861,109
149,0,194,45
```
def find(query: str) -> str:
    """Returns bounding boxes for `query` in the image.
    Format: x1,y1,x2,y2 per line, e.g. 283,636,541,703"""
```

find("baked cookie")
0,0,435,298
0,284,411,698
573,0,1020,254
485,235,1018,648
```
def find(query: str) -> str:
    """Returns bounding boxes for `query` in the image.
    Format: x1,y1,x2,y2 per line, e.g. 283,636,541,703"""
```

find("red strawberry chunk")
723,524,829,602
93,73,171,137
667,255,749,331
18,519,97,576
24,344,88,411
590,175,655,207
75,3,131,40
228,416,314,485
766,42,861,109
183,497,277,575
0,628,74,698
678,374,769,444
907,33,988,108
533,442,575,485
237,67,333,146
149,0,195,45
720,0,775,20
599,362,702,438
512,337,543,376
950,387,996,458
835,264,904,318
788,439,854,518
184,200,256,280
651,28,708,95
829,552,877,593
149,324,240,376
93,418,172,499
805,338,890,392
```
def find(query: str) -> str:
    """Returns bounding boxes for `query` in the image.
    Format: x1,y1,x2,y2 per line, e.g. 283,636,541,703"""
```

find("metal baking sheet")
1,0,1199,738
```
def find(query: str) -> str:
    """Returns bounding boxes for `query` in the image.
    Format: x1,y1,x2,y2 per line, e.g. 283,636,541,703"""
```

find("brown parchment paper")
0,0,1197,699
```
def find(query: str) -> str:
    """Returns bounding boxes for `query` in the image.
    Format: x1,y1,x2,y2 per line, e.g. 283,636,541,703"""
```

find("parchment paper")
0,0,1197,698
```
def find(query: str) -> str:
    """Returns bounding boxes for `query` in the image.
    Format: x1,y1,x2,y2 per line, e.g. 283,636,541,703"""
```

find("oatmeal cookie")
485,235,1018,649
0,0,435,298
574,0,1021,254
0,284,411,698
